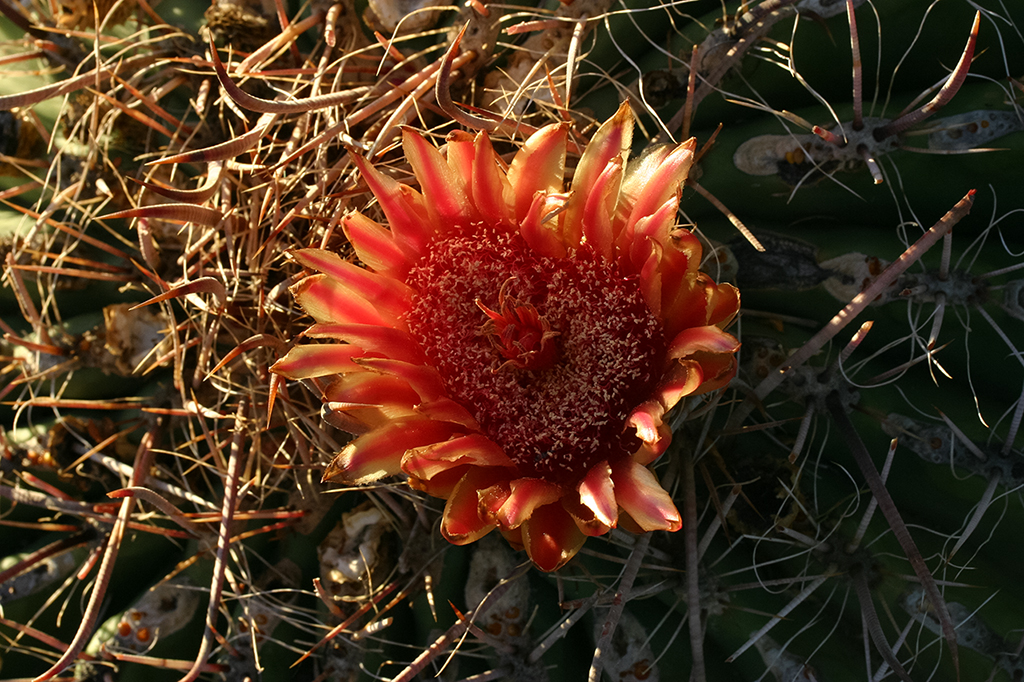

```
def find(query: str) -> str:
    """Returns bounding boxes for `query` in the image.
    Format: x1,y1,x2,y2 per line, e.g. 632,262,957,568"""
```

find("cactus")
0,0,1022,681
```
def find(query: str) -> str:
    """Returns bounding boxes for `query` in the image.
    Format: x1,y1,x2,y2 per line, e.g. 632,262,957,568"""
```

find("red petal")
306,323,424,364
626,401,672,465
342,212,412,279
627,197,678,282
622,139,695,236
323,418,459,484
445,130,475,179
632,193,679,243
351,153,433,259
519,191,568,258
561,495,612,537
401,434,512,482
320,408,378,435
653,359,703,410
610,458,681,532
323,403,419,435
659,229,706,338
471,132,513,226
289,249,414,321
293,274,398,328
573,102,632,195
353,357,447,402
322,373,421,431
627,400,664,444
577,461,617,528
521,503,586,571
271,344,364,379
414,398,480,429
705,279,741,328
654,326,741,405
404,128,471,227
408,462,471,498
566,101,631,245
322,369,420,404
507,123,567,224
627,235,662,315
667,325,742,358
492,478,563,529
477,480,511,522
500,526,524,550
632,436,669,468
441,468,507,544
580,158,624,261
685,352,739,397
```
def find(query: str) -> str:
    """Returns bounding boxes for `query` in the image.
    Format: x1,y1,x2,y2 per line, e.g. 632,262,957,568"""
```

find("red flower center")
405,230,666,486
475,288,560,371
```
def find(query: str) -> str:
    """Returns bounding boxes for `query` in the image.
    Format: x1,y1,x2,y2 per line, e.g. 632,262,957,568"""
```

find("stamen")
406,231,664,484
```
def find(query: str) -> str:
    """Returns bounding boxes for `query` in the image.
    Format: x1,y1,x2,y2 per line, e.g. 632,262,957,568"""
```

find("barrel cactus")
0,0,1022,681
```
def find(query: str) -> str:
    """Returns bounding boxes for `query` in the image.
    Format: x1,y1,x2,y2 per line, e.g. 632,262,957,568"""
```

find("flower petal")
321,373,421,432
404,127,471,227
654,359,704,409
658,326,742,403
306,323,424,364
289,248,414,321
610,458,681,532
659,229,706,338
632,436,671,468
470,131,513,226
519,191,568,258
441,468,507,544
350,152,433,259
577,461,617,528
490,478,564,530
271,344,364,379
627,197,679,288
401,434,513,482
706,279,741,328
622,138,695,237
444,130,475,178
477,480,511,524
580,158,624,261
292,274,399,328
342,212,412,279
668,325,743,358
628,235,662,316
500,526,524,550
408,462,472,498
574,101,632,195
565,101,631,245
561,496,613,537
521,503,586,572
626,400,672,465
352,357,448,402
632,195,680,245
320,406,381,435
414,398,480,429
507,123,567,224
323,418,460,484
322,401,419,434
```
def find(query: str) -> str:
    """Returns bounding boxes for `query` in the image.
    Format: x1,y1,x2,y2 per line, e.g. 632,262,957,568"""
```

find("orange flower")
273,103,740,571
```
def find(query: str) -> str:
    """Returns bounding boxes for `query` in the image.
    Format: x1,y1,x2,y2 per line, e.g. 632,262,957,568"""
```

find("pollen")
406,230,665,485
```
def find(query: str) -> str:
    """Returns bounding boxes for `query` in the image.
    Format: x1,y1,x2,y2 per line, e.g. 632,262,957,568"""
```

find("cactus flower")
273,103,741,571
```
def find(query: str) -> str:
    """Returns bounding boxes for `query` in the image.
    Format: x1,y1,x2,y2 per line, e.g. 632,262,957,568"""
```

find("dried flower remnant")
273,103,741,571
55,0,136,29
